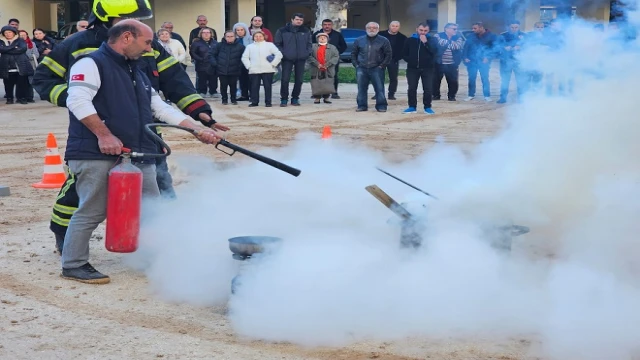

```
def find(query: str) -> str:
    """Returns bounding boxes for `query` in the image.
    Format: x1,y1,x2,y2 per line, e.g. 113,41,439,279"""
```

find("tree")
314,0,349,31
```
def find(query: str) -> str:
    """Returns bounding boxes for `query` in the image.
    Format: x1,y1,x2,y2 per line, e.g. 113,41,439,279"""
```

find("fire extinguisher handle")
121,147,131,153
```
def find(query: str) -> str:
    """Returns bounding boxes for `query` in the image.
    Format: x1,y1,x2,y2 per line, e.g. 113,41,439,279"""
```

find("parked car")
56,21,79,40
338,28,367,62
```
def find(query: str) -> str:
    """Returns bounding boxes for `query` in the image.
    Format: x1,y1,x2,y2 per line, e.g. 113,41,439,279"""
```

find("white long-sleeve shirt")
66,57,187,126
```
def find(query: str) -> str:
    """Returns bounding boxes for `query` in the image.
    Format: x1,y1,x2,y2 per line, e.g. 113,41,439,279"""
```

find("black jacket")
274,23,312,61
0,36,34,78
312,29,347,54
378,30,407,62
190,38,217,73
402,34,438,69
498,31,526,62
189,27,217,49
210,39,245,76
33,36,56,63
32,24,213,122
351,34,392,69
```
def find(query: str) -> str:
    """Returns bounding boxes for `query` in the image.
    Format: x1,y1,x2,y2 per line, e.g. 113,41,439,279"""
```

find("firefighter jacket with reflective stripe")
32,24,212,121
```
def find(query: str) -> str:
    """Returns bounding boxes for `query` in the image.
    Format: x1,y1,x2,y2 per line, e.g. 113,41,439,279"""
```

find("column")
0,0,35,31
237,0,256,24
576,0,610,23
34,0,53,30
379,0,389,27
437,0,456,32
50,3,59,31
521,0,541,31
153,0,225,44
264,0,285,31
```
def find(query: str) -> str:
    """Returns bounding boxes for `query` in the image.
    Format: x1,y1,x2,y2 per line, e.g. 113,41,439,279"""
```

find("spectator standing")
190,28,218,97
0,25,33,104
522,21,546,94
249,16,273,42
18,30,39,103
312,19,347,99
308,33,340,104
241,30,282,107
189,15,217,47
32,28,55,64
211,30,245,105
157,29,188,68
433,23,464,101
497,20,526,103
351,22,392,112
233,22,252,101
76,20,89,32
274,13,312,107
401,22,437,114
161,21,186,49
544,19,572,96
462,22,498,102
378,21,406,100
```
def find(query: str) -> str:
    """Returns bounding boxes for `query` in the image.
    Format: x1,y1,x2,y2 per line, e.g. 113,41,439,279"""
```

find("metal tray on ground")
228,236,283,257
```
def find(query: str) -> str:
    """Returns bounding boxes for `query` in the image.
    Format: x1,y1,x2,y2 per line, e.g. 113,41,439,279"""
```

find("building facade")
1,0,613,43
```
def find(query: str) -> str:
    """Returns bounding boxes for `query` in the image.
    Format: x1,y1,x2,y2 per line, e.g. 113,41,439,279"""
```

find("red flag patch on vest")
71,74,85,81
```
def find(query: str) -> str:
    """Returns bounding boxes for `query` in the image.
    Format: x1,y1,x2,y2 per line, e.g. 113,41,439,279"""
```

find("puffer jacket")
0,34,34,78
350,34,393,69
274,22,312,61
210,38,245,76
33,36,55,63
241,41,282,74
190,38,217,73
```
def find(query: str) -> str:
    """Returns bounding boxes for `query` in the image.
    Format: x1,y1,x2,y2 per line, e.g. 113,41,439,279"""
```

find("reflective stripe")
157,56,179,73
71,47,99,58
51,213,70,227
41,57,66,78
54,203,77,215
143,50,161,58
176,94,203,111
69,82,99,91
43,164,64,173
50,84,68,105
56,173,75,201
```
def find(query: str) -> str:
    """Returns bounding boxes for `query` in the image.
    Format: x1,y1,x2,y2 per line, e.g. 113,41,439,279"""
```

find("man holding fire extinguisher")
60,19,221,284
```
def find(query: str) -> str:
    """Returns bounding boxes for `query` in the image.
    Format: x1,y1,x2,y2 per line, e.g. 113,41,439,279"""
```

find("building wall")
0,0,35,32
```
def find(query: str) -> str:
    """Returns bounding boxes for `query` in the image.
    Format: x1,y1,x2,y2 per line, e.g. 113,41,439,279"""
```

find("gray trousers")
61,160,160,269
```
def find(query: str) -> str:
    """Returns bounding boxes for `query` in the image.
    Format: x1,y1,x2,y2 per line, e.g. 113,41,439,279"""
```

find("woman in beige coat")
307,33,339,104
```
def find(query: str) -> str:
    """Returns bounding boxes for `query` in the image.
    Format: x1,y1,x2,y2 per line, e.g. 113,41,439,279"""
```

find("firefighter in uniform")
32,0,229,254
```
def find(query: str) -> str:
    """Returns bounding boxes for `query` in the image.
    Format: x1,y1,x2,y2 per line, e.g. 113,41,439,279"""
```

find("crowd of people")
0,13,630,111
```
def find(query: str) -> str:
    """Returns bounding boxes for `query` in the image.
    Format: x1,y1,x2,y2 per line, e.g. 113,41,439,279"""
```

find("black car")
338,28,367,62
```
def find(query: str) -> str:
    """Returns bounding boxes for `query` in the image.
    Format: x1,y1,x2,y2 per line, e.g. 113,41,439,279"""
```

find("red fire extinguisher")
105,147,143,253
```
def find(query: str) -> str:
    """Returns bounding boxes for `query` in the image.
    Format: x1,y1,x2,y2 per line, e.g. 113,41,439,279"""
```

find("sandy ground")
0,64,541,359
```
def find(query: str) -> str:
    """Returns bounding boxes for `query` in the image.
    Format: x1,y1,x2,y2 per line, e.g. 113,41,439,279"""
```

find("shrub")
282,66,407,84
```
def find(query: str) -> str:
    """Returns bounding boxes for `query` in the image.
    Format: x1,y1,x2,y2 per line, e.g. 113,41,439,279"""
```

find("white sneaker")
464,96,474,101
484,97,492,102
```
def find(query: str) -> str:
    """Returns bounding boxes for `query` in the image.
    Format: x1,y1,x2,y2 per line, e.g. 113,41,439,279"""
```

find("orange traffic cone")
321,125,332,139
32,133,67,189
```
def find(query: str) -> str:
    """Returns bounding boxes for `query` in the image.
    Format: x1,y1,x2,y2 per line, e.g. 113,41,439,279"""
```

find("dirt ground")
0,65,539,359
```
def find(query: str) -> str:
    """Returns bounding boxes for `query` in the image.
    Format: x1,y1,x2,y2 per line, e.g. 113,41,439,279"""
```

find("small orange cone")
321,125,332,139
32,133,67,189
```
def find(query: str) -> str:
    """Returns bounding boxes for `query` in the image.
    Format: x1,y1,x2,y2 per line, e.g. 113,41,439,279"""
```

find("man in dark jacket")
378,21,407,100
433,23,464,101
313,19,347,98
274,13,312,107
462,22,498,101
351,22,393,112
401,23,438,114
497,20,527,103
61,20,220,284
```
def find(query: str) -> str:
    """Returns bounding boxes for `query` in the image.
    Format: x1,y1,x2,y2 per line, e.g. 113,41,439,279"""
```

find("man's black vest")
65,42,159,163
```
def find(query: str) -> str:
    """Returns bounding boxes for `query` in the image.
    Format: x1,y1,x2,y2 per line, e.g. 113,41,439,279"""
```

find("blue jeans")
466,62,491,97
356,66,387,110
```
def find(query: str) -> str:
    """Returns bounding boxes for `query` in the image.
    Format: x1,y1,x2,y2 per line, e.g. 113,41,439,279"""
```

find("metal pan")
228,236,283,257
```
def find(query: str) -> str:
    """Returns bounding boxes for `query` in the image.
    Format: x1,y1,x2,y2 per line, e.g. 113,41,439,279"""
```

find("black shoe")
376,108,387,112
265,104,272,107
331,93,340,99
448,97,456,101
237,97,250,101
6,99,14,104
432,95,441,100
19,99,28,104
356,107,367,112
222,101,228,105
27,99,35,103
61,263,110,284
388,95,396,100
497,98,507,104
55,233,65,255
248,103,259,107
231,101,238,105
291,99,300,106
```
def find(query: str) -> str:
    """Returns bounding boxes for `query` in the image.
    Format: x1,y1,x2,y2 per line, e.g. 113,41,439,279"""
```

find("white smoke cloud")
125,15,640,360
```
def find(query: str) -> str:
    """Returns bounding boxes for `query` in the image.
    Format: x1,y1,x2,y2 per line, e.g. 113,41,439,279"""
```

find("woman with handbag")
241,30,282,107
307,33,339,104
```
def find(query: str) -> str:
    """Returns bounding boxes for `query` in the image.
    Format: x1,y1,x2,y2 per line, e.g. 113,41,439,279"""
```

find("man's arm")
351,38,360,67
274,28,284,52
381,38,393,67
150,91,221,144
66,57,123,155
337,32,348,54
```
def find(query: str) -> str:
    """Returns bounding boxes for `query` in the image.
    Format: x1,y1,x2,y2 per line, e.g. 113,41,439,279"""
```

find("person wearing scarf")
307,33,339,104
233,22,252,101
18,30,39,103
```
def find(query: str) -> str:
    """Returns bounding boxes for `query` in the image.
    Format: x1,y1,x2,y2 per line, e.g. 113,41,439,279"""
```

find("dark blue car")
338,28,367,62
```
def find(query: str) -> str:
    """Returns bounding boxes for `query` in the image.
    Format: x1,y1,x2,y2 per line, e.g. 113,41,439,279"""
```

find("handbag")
310,69,335,96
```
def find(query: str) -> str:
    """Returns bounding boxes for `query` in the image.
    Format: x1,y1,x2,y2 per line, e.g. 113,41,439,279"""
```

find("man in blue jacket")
61,20,221,284
462,22,498,102
401,22,438,114
497,20,527,103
